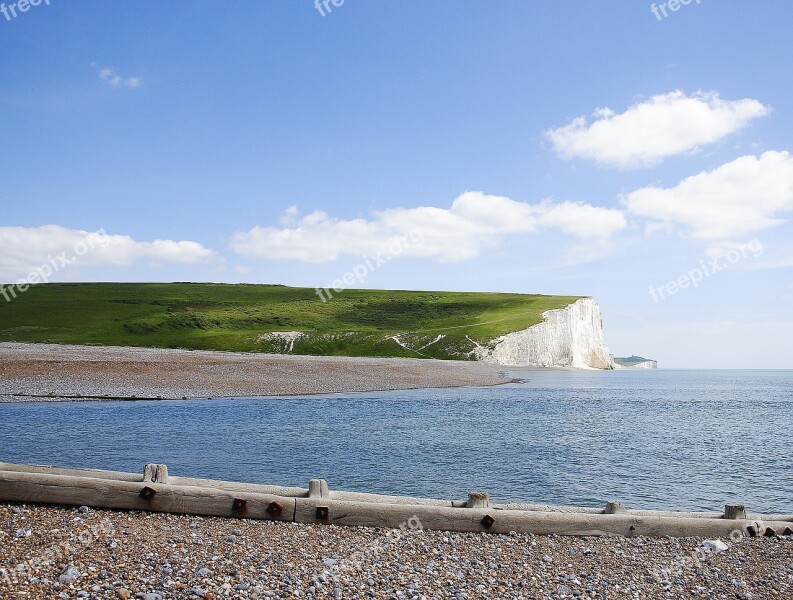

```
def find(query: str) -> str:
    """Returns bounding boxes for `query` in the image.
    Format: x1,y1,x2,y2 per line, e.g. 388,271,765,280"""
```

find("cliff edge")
474,298,614,369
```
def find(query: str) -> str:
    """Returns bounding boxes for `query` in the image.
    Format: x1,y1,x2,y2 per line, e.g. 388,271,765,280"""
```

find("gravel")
1,504,791,599
0,343,509,402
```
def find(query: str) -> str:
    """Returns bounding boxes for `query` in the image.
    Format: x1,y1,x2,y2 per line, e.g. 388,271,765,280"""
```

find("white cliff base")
475,298,614,370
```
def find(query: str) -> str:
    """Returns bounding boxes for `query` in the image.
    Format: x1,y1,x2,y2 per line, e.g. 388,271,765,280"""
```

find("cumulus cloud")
546,91,770,169
0,225,215,281
93,64,142,88
230,192,627,263
625,151,793,240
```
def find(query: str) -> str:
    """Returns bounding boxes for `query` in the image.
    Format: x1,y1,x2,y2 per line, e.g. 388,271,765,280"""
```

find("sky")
1,1,792,369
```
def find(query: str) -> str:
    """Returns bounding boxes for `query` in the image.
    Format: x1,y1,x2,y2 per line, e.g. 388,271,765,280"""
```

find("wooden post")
605,501,626,514
143,464,169,484
724,504,747,520
309,478,329,499
467,492,489,508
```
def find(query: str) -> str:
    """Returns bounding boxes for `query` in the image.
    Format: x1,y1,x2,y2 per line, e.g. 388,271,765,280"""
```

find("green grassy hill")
0,283,580,360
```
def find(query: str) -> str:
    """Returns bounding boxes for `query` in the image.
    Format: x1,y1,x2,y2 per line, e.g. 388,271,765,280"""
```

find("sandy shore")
0,343,510,402
1,504,791,599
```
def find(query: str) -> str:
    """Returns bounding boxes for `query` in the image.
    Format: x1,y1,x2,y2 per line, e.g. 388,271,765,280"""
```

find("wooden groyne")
1,462,791,538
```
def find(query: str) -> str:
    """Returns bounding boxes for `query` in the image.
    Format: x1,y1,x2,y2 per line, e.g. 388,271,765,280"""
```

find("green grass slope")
0,283,581,360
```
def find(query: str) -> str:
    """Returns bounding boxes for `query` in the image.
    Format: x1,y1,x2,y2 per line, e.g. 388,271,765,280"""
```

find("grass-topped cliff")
0,283,580,360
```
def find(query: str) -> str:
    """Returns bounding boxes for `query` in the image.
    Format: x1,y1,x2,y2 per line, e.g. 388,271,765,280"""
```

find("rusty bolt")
266,502,283,517
232,498,248,513
316,506,329,521
139,486,156,500
480,515,495,529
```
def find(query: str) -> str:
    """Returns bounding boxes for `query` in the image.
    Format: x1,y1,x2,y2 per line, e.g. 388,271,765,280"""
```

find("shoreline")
0,342,513,403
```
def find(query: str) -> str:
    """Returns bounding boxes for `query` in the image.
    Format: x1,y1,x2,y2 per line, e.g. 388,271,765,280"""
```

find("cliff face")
474,298,614,369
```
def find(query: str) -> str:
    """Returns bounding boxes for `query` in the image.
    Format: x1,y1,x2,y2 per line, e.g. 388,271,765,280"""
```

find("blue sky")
2,1,792,368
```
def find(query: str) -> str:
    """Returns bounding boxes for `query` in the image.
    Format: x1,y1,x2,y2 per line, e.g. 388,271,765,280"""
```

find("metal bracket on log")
139,486,157,500
232,498,248,515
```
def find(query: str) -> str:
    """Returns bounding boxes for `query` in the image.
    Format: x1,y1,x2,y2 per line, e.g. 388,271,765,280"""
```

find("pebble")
1,503,791,599
699,539,729,554
57,565,80,584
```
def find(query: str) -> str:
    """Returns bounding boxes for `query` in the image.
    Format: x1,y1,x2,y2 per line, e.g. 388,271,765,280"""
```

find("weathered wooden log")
329,490,453,507
292,497,789,538
0,462,141,482
0,463,448,505
724,504,747,520
167,475,306,498
498,501,603,514
497,501,792,522
0,463,307,498
1,462,791,537
0,471,295,522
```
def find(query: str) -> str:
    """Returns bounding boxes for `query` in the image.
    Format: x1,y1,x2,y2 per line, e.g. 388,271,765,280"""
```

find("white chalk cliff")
474,298,614,369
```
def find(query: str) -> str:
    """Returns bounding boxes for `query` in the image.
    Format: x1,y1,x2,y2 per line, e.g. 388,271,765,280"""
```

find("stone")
698,540,729,554
58,566,80,584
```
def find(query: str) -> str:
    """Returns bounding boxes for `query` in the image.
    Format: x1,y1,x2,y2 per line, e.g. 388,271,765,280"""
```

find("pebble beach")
1,504,791,600
0,343,509,402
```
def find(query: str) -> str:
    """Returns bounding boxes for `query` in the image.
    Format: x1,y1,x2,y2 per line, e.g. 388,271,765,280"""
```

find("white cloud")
94,64,142,88
280,205,300,226
539,201,627,239
230,192,627,263
704,239,764,261
546,91,770,169
626,151,793,240
0,225,215,281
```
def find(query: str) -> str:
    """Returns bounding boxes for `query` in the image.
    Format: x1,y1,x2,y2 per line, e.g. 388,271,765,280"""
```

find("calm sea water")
1,369,791,513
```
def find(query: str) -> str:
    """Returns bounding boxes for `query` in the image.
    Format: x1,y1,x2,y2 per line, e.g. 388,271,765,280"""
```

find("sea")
1,369,791,513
